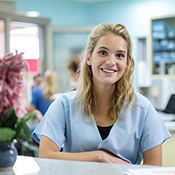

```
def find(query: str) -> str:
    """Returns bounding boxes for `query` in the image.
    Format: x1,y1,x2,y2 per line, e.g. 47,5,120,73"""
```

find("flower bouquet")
0,51,36,143
0,51,36,169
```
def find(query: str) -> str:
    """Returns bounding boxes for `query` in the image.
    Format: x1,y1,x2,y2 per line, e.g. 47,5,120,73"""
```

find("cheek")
123,58,128,68
124,59,129,70
119,61,127,69
124,63,128,69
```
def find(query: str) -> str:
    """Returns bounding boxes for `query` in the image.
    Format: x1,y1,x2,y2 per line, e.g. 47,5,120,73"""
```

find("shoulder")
57,90,77,101
125,91,159,124
45,90,79,123
54,90,77,108
131,91,153,110
122,91,157,120
33,87,43,94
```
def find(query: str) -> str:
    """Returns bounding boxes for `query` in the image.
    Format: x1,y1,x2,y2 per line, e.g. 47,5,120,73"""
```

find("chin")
101,81,116,86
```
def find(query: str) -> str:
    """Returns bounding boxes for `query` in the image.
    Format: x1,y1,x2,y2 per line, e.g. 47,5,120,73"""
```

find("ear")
86,55,91,66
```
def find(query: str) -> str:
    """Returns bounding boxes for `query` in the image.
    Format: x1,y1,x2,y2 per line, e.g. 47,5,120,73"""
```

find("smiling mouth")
100,68,117,73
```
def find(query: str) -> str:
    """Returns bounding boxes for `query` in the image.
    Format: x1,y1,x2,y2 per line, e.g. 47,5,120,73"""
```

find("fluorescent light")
25,11,40,17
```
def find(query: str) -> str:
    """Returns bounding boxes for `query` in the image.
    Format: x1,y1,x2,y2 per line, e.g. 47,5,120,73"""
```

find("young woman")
33,23,170,165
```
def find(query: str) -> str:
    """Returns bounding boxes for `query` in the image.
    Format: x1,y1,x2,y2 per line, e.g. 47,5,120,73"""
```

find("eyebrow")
98,46,127,53
98,46,110,50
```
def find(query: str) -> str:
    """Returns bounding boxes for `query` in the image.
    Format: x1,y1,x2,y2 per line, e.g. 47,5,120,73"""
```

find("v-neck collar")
93,119,117,141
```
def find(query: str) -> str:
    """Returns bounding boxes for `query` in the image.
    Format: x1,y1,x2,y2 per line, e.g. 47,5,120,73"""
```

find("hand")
35,110,43,121
97,150,129,164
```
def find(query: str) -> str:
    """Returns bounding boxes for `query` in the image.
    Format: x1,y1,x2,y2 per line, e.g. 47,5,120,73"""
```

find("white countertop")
0,156,175,175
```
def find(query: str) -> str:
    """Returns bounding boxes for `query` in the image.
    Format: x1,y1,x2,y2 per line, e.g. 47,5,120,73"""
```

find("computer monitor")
162,94,175,114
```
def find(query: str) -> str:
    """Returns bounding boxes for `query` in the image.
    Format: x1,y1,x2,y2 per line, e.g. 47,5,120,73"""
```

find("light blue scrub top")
32,90,171,164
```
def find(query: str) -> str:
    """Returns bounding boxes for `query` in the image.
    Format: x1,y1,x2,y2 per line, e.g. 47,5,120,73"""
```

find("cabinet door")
151,17,175,76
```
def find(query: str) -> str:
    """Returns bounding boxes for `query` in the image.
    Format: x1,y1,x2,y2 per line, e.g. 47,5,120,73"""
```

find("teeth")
102,68,116,73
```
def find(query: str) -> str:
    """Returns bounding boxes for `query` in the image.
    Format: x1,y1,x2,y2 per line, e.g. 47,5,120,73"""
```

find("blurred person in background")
32,73,43,91
67,55,80,90
27,70,58,131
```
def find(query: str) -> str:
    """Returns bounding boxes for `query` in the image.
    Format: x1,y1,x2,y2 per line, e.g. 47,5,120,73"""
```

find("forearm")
39,136,129,164
39,150,102,162
39,149,128,164
107,157,129,164
98,151,129,164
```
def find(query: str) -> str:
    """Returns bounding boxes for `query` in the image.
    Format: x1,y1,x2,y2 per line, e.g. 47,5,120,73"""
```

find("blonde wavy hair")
77,23,134,121
43,70,58,100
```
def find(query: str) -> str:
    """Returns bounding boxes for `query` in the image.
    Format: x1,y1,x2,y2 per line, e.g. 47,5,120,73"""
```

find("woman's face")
87,34,128,88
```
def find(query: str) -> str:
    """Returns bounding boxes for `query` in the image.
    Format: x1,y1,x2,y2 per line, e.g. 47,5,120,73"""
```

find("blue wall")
12,0,175,100
14,0,91,25
14,0,175,37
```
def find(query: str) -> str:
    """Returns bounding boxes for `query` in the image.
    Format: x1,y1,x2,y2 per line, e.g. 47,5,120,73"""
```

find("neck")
94,84,115,105
93,84,116,124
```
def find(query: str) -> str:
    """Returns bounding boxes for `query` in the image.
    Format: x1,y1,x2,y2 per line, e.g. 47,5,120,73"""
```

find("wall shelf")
150,15,175,76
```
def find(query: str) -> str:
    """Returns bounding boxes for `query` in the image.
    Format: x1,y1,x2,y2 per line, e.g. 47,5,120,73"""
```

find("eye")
116,53,125,59
98,50,108,56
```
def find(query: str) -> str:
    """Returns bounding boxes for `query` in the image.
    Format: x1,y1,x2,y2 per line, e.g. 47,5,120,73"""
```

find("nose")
105,54,116,66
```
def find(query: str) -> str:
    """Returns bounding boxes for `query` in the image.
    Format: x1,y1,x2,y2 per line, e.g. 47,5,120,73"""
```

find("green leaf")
15,111,36,140
17,123,33,142
0,107,17,128
0,128,16,142
21,111,36,124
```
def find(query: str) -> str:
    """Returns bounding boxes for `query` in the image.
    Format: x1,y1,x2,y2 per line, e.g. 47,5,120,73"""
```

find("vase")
0,142,18,171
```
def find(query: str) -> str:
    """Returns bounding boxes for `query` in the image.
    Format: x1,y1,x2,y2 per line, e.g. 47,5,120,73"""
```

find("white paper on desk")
124,167,175,175
13,156,40,175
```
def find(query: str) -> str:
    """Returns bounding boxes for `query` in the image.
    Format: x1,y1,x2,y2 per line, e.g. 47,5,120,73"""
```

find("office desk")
162,121,175,166
1,156,175,175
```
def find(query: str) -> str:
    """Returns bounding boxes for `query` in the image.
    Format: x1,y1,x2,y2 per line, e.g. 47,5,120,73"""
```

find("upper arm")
32,97,67,150
143,144,162,166
39,135,60,158
140,103,170,165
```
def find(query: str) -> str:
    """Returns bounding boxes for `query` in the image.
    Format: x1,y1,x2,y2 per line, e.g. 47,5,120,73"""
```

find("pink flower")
0,51,29,118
